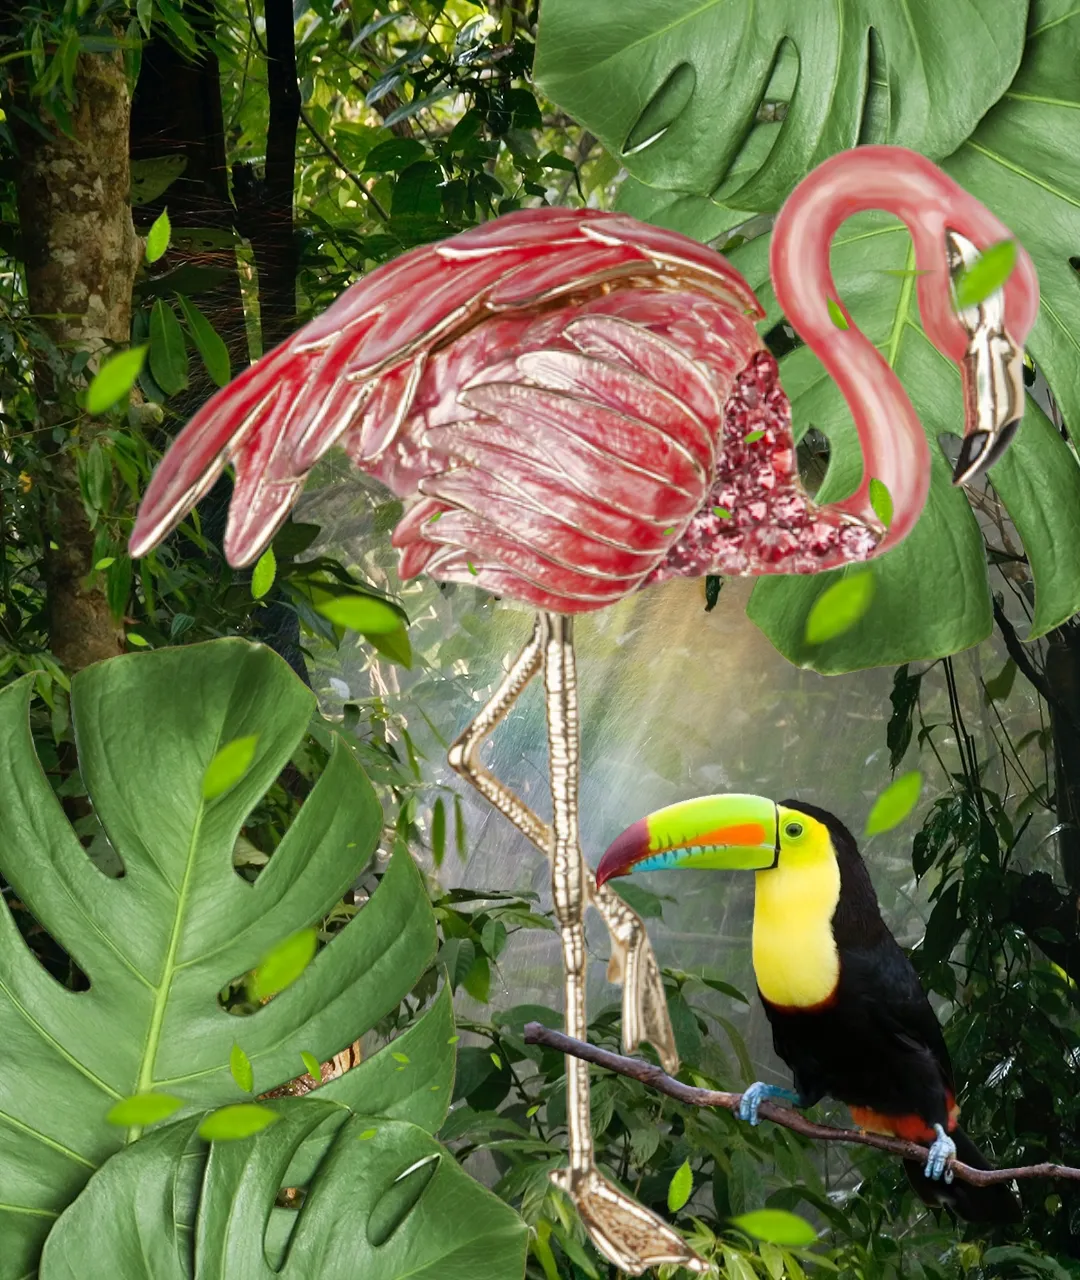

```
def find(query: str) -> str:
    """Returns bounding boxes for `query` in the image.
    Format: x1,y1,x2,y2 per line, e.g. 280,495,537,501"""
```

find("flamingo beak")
946,229,1027,486
595,794,780,887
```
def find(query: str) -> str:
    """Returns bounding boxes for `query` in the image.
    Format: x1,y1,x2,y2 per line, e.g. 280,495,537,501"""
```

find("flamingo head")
945,229,1027,486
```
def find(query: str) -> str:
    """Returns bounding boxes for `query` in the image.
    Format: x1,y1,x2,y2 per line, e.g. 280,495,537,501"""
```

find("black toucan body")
595,794,1020,1224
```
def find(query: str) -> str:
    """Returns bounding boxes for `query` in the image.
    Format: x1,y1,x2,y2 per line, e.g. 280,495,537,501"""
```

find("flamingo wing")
129,210,763,574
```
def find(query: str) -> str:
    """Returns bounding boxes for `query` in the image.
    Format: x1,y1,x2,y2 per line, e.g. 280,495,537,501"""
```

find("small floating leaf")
804,571,875,645
391,1052,410,1065
466,561,478,576
314,593,402,634
744,429,765,444
106,1092,183,1127
712,506,731,519
229,1043,253,1093
866,770,923,836
198,1103,280,1141
826,297,849,330
251,546,276,600
668,1159,693,1213
954,239,1017,310
250,927,318,1001
490,1052,502,1069
94,556,116,570
86,346,148,415
358,1127,378,1140
731,1208,817,1247
301,1051,322,1082
201,735,259,800
144,208,171,263
869,477,893,529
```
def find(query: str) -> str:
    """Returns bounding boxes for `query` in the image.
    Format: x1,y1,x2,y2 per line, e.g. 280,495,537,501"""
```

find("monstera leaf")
534,0,1027,210
544,0,1080,671
0,639,449,1278
39,1102,527,1278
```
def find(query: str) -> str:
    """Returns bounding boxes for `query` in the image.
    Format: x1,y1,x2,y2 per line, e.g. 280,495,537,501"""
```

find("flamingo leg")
539,613,707,1275
447,621,677,1074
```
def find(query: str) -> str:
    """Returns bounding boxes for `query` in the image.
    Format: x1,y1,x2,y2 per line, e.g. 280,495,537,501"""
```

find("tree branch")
523,1024,1080,1186
992,597,1072,727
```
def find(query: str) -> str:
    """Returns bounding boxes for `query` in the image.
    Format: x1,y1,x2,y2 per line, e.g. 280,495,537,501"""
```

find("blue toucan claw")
737,1082,800,1126
925,1123,957,1184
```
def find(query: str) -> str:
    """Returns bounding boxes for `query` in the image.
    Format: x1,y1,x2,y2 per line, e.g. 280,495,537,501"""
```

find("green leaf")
301,1050,322,1082
148,298,189,396
363,137,428,172
869,478,893,530
230,1044,254,1094
0,639,436,1275
454,794,467,861
535,0,1025,211
250,927,318,1001
176,293,231,387
198,1103,280,1141
130,154,187,206
202,734,259,800
314,593,404,634
804,571,875,645
85,346,148,415
667,1158,693,1213
430,797,446,868
251,546,277,600
985,657,1017,703
731,1209,817,1247
953,238,1017,310
105,1093,183,1128
826,298,848,330
365,624,413,670
865,770,923,836
39,1105,527,1278
144,208,171,263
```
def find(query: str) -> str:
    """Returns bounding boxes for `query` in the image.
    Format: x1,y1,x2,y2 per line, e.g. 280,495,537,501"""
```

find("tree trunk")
236,0,300,352
11,47,140,672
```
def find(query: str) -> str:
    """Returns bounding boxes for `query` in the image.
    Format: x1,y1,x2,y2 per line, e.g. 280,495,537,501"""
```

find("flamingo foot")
553,1166,708,1275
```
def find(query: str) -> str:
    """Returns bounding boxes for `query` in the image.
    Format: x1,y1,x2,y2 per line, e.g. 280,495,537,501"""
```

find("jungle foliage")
1,1,1079,1278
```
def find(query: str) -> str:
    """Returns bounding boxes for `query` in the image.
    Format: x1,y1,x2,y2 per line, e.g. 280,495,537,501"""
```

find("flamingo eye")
783,821,804,839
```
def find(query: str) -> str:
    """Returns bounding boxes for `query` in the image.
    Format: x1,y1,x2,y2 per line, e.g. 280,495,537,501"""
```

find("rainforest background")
2,1,1080,1277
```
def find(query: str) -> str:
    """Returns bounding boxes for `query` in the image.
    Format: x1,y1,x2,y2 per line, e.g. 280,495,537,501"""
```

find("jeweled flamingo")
130,146,1037,1274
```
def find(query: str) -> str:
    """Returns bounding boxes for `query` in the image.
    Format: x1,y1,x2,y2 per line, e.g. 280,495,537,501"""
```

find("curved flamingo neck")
769,145,1039,547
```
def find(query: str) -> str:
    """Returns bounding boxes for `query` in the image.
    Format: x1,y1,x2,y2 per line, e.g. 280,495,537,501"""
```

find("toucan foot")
925,1124,957,1184
737,1081,799,1126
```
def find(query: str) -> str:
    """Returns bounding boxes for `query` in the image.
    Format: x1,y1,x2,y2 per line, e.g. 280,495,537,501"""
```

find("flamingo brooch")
131,145,1038,1273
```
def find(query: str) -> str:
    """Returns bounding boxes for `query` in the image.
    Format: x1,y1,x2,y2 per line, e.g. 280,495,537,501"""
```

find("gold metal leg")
538,613,707,1275
447,620,677,1072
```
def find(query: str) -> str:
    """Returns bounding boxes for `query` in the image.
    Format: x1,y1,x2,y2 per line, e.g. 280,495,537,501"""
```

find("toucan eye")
784,821,804,839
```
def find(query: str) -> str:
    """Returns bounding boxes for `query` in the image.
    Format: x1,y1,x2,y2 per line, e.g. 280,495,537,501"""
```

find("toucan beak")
595,794,780,887
947,229,1027,486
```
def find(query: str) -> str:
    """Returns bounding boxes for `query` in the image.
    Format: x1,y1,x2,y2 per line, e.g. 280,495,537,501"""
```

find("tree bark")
10,47,141,671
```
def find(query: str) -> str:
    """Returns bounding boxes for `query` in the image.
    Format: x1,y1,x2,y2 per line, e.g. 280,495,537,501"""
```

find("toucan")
594,794,1021,1224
